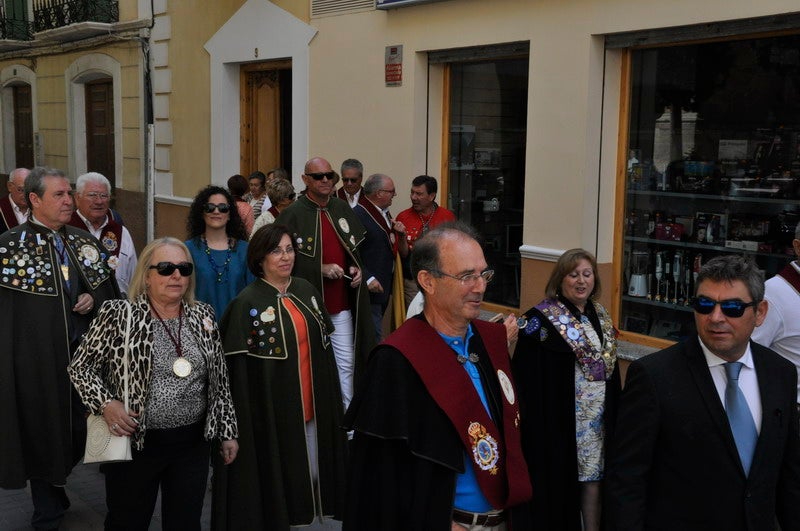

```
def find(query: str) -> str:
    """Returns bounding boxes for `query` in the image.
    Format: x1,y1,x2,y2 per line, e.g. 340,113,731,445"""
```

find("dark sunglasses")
691,296,758,318
149,262,194,277
342,178,358,183
203,202,230,214
306,171,336,181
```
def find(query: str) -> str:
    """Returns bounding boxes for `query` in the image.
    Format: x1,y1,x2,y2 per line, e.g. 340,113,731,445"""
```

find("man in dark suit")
336,158,368,208
353,173,407,341
606,255,800,531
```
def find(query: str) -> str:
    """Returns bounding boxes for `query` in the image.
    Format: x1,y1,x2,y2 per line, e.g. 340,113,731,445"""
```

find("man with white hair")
0,167,31,233
68,172,137,294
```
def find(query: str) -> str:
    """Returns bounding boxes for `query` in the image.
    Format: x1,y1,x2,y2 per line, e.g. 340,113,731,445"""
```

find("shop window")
620,33,800,341
447,58,528,308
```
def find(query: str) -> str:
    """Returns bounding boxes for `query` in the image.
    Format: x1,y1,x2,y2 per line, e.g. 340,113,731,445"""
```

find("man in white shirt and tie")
0,167,30,233
606,255,800,531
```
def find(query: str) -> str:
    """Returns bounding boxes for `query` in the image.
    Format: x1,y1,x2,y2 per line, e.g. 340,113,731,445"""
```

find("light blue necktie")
724,361,758,475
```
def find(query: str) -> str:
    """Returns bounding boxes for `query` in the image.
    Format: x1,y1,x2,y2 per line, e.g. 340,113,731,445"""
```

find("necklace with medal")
53,235,70,283
150,302,191,377
418,204,437,235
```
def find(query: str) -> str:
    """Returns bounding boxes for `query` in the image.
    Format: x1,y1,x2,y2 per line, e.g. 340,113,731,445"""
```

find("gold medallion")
60,264,70,282
173,357,192,378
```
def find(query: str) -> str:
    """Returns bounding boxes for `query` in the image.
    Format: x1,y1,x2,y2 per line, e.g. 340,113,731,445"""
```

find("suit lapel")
750,342,778,476
684,338,745,474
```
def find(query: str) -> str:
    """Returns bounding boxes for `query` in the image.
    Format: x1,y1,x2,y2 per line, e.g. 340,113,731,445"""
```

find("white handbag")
83,302,134,464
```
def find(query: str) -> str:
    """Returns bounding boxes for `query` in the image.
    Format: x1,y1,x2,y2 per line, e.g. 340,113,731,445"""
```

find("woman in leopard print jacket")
69,237,239,530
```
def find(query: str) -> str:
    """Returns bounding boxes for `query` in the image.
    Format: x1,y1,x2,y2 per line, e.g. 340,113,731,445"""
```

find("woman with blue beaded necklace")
186,186,254,321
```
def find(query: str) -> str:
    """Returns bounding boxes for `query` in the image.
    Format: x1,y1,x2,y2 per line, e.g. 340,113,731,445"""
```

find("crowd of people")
0,160,799,531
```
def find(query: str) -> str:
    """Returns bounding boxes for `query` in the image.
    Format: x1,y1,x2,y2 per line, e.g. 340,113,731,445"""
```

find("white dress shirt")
12,202,28,225
700,339,762,433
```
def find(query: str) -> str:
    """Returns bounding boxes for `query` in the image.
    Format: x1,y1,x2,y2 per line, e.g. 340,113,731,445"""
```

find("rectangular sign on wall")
385,45,403,87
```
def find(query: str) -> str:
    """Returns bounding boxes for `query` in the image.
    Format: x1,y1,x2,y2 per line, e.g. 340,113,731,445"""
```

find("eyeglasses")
203,203,230,214
691,296,758,318
84,192,111,201
149,262,194,277
342,178,359,184
306,171,336,181
431,269,495,286
379,189,396,196
269,246,295,257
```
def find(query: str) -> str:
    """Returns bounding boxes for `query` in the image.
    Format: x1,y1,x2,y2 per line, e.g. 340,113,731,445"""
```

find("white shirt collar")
699,337,755,370
77,209,109,231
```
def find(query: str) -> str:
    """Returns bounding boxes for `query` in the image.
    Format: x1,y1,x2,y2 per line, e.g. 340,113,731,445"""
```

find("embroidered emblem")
202,316,214,332
468,422,500,474
80,244,99,263
261,307,276,323
101,231,118,252
338,218,350,233
497,370,516,405
540,327,548,341
311,296,319,312
523,317,540,336
107,255,119,270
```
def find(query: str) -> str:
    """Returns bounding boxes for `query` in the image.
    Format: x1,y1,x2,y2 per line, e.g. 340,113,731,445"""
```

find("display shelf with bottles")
619,33,800,342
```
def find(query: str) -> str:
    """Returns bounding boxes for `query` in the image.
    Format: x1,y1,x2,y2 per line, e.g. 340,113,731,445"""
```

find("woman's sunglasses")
203,202,230,214
691,296,757,318
149,262,194,277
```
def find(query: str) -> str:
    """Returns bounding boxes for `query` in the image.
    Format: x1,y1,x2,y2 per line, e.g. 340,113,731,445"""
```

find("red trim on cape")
384,318,532,509
777,262,800,294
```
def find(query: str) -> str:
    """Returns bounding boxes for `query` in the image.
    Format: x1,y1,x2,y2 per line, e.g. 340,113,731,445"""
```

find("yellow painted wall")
308,0,800,314
0,41,142,188
165,0,245,197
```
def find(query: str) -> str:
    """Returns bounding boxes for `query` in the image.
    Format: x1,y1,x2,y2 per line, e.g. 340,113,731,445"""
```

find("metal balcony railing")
0,17,33,40
33,0,119,33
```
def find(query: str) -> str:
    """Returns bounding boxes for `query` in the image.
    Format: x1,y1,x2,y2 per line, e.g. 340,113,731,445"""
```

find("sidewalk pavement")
0,463,341,530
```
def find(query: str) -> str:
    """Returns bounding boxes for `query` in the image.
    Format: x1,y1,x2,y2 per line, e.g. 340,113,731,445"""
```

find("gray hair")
25,166,67,210
696,255,765,303
363,173,388,196
10,167,30,185
411,221,481,291
75,172,111,194
340,158,363,177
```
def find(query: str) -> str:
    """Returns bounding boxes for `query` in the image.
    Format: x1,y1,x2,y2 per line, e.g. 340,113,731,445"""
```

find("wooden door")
85,79,115,182
240,61,291,176
12,84,33,169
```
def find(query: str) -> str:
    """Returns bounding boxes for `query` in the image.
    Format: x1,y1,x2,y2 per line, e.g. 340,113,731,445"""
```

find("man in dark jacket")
0,167,120,529
606,255,800,531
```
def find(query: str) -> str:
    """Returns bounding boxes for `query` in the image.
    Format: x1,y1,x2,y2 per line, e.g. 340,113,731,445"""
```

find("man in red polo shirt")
395,175,456,309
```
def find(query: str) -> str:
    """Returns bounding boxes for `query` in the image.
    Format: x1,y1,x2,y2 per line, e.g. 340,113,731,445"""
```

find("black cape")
211,278,347,530
511,299,620,530
343,316,532,530
0,221,120,488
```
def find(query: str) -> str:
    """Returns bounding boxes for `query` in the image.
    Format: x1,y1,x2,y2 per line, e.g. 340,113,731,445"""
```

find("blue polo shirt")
438,325,494,513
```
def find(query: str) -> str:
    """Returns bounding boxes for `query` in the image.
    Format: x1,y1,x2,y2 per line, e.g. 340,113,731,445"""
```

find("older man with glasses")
276,157,375,413
607,255,800,531
344,221,532,530
68,172,138,295
0,167,31,233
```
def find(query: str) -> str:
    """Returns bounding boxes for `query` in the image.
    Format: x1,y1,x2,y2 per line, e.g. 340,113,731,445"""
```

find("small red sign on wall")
385,45,403,87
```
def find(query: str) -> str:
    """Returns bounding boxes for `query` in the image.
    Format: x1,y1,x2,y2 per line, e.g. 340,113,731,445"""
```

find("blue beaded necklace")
201,235,234,283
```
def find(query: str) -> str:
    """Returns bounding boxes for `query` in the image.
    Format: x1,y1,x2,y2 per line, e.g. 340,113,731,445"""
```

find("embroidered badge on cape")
338,218,350,233
468,422,500,474
523,316,540,336
101,232,118,252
